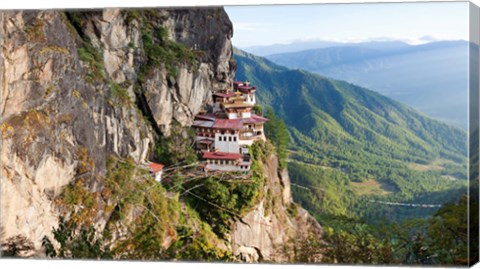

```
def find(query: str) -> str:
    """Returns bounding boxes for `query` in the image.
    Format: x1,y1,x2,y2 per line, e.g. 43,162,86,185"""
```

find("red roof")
213,118,243,130
195,113,217,121
203,152,242,160
192,120,214,128
198,139,214,145
242,114,269,124
213,92,236,98
238,85,256,92
149,162,164,173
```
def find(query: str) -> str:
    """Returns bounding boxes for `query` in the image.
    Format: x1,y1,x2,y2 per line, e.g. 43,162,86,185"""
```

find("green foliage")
186,177,237,236
170,229,232,261
123,9,143,25
319,193,475,266
249,139,274,162
103,156,180,259
67,11,106,84
154,123,198,166
286,203,299,217
58,178,99,226
77,42,106,83
321,225,394,264
183,140,267,237
252,104,263,115
264,107,289,169
62,180,95,208
289,159,467,225
166,207,234,261
109,83,132,105
113,184,178,260
140,23,197,79
425,195,472,265
104,157,143,214
42,217,111,259
65,12,86,39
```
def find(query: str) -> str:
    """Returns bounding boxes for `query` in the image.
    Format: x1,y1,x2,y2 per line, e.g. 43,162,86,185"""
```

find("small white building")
149,162,164,182
202,152,250,172
215,132,240,153
234,81,257,106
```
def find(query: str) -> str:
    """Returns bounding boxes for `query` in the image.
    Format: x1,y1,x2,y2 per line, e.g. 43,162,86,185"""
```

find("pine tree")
264,107,289,169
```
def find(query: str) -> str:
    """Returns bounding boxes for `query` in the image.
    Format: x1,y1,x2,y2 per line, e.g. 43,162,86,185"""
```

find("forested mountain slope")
234,48,468,223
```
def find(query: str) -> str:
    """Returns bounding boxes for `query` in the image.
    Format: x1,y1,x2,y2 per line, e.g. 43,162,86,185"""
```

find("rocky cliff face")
1,8,233,251
0,8,321,261
232,153,323,262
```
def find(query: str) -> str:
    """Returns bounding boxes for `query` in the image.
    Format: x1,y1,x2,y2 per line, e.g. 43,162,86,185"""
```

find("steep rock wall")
232,153,323,262
0,8,233,250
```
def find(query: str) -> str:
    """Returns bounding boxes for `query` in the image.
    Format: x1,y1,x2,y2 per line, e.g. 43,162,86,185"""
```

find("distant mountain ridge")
240,40,412,56
263,40,469,129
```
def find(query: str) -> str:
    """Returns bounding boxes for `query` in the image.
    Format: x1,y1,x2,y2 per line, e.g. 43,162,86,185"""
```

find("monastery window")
229,136,232,142
233,137,237,142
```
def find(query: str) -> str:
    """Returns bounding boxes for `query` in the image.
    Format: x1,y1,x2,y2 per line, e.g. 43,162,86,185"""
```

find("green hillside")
233,48,468,224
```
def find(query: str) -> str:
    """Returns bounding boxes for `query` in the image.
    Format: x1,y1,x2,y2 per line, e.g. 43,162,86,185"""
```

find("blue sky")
225,2,469,48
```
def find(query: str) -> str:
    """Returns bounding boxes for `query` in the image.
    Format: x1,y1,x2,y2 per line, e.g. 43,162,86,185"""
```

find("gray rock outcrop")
0,8,233,250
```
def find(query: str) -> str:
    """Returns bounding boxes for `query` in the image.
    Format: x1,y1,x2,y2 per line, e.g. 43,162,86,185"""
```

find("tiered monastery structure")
193,81,268,172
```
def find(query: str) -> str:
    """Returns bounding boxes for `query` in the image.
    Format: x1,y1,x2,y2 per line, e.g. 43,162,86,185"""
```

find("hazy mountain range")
246,40,469,129
241,40,412,56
